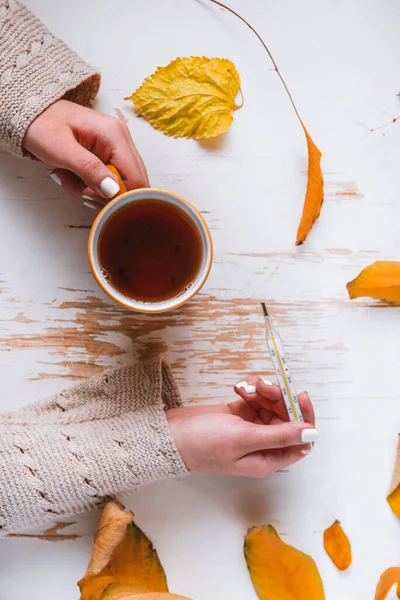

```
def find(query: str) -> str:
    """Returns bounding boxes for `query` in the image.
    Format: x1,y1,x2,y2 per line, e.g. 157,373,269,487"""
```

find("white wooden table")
2,0,400,598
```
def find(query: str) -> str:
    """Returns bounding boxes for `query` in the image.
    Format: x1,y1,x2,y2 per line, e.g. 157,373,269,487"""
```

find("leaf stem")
227,67,244,109
235,85,244,109
201,0,301,122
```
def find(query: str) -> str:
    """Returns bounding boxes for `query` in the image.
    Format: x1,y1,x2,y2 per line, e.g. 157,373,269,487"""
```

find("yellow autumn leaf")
387,435,400,519
374,567,400,600
347,261,400,303
323,520,351,571
125,56,242,139
244,525,325,600
78,500,168,600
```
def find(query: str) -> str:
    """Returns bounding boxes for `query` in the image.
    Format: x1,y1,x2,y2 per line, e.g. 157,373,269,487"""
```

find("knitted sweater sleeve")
0,0,100,156
0,361,188,534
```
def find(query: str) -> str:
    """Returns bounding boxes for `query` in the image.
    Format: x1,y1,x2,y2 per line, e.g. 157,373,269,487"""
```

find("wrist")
165,408,188,466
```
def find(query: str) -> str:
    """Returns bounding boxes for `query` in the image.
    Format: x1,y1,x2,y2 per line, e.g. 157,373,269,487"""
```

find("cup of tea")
88,166,213,313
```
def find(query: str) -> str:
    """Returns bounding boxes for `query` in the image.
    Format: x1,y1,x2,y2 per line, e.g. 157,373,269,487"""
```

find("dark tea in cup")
89,186,213,314
98,199,203,303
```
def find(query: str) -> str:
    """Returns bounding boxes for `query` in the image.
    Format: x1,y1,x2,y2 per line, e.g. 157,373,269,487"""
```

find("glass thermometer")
261,301,304,423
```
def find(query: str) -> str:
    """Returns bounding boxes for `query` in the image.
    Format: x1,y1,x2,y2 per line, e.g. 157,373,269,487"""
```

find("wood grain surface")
1,1,400,598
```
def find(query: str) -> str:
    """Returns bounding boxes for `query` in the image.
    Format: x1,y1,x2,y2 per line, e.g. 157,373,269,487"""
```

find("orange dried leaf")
347,261,400,304
205,0,325,245
374,567,400,600
78,500,168,600
101,582,189,599
387,435,400,518
100,583,146,599
388,487,400,519
244,525,325,600
295,124,324,245
84,500,133,577
118,596,189,600
323,520,351,571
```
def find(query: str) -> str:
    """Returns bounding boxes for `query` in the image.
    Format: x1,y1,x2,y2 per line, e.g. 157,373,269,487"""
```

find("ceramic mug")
88,166,213,314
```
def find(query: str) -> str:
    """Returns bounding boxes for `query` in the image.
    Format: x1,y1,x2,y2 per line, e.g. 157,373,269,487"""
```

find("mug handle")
106,164,128,196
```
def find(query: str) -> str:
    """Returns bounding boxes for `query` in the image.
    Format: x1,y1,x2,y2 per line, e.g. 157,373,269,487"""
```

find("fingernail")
235,381,257,394
301,429,319,443
50,172,62,186
83,200,97,210
261,378,273,386
300,446,312,456
100,177,120,198
83,195,107,207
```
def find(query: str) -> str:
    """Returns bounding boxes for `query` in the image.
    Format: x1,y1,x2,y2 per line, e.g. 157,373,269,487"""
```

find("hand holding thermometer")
261,301,304,423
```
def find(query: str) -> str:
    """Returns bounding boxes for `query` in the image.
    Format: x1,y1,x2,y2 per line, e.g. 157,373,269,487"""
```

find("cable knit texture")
0,360,188,534
0,0,100,156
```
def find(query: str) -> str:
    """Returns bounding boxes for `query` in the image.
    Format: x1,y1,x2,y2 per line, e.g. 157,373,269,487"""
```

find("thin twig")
201,0,301,121
357,114,400,139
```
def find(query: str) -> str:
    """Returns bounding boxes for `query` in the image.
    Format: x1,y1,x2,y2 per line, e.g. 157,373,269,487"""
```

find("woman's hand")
166,377,318,478
23,99,149,209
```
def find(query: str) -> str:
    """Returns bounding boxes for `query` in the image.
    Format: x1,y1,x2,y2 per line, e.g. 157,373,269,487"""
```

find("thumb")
64,146,120,199
238,421,319,454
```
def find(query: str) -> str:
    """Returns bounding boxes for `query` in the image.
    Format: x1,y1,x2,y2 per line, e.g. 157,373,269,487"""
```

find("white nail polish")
301,429,319,443
50,172,62,186
100,177,120,198
261,378,273,386
83,200,97,210
300,447,312,456
236,381,257,394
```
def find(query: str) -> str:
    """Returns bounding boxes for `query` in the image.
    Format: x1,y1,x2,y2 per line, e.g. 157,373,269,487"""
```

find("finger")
259,407,274,424
51,168,85,198
81,185,108,208
118,121,150,187
108,139,149,190
268,443,313,470
90,117,149,190
234,376,274,396
60,144,121,200
234,378,288,421
256,379,295,421
237,420,318,455
237,444,311,477
256,379,285,402
267,392,315,427
51,169,106,210
255,385,315,426
227,398,259,422
298,391,315,426
82,198,107,211
269,415,285,425
233,379,273,408
233,382,274,423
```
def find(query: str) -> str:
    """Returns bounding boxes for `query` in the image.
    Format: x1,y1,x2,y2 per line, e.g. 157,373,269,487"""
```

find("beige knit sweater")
0,0,101,155
0,361,188,533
